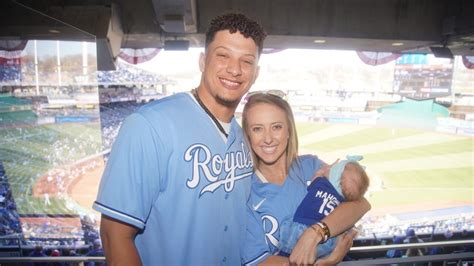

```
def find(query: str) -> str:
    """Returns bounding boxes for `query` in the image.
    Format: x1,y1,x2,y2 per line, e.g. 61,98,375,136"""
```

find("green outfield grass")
296,122,331,136
369,188,471,206
304,126,422,151
298,122,474,211
363,139,474,163
368,166,473,207
381,167,473,188
0,122,102,214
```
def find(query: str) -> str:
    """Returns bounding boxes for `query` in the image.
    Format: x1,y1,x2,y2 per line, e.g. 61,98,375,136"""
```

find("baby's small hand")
314,166,329,178
313,159,339,179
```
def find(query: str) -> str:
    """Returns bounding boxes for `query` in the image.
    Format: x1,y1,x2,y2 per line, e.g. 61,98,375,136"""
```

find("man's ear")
199,52,206,72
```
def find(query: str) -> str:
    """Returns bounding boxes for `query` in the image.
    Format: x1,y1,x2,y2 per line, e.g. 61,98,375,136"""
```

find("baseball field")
0,122,102,215
297,122,473,217
1,120,472,236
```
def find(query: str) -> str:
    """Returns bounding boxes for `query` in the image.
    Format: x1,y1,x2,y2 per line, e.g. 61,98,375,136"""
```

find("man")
93,13,266,265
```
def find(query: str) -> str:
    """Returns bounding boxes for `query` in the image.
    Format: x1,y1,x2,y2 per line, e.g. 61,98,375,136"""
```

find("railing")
0,256,105,266
340,252,474,265
343,239,474,265
350,239,474,253
0,239,472,265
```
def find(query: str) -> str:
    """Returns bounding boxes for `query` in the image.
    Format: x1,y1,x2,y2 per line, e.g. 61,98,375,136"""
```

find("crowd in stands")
22,240,103,265
99,101,142,150
383,227,474,262
20,217,84,241
81,215,100,245
0,161,22,242
1,58,169,87
358,213,473,239
98,86,142,103
97,62,169,86
0,63,21,85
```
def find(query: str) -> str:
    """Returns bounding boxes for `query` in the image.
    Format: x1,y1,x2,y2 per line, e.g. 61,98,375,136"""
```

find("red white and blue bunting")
356,51,402,66
0,40,27,60
462,56,474,69
118,48,161,65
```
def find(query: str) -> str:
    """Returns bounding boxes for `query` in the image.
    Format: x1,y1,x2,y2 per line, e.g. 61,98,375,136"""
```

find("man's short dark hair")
205,13,267,55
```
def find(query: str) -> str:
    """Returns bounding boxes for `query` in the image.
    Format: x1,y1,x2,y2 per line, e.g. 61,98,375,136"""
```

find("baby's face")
340,164,362,201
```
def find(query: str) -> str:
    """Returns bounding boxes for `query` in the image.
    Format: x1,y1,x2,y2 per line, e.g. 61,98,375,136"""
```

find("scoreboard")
393,54,453,99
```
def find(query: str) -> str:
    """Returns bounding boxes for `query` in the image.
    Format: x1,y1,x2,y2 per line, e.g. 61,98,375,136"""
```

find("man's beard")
215,94,240,108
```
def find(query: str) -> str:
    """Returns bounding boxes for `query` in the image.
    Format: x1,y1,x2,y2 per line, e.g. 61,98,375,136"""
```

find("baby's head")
340,162,369,201
328,155,369,201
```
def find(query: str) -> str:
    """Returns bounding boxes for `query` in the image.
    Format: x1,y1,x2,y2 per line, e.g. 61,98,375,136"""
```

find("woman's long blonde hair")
242,93,298,173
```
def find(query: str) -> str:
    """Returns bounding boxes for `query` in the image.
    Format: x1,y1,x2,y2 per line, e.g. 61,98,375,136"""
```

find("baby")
278,155,370,258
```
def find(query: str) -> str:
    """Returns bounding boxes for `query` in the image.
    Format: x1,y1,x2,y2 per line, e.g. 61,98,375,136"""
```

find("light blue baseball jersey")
93,92,253,265
242,155,324,265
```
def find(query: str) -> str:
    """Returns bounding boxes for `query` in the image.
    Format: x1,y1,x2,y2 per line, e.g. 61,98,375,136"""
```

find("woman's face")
246,102,289,168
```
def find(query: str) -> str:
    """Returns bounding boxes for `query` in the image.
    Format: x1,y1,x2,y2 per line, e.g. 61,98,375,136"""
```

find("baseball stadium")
1,41,472,264
1,1,473,265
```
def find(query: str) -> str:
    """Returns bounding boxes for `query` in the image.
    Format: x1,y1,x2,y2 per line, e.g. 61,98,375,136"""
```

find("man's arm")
258,255,289,265
100,215,142,266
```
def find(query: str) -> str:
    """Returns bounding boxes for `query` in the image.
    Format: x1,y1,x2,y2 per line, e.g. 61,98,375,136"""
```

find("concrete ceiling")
1,0,473,69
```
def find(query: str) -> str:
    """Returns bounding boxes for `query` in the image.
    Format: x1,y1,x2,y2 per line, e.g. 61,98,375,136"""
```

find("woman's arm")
322,197,371,236
100,215,142,266
289,198,371,264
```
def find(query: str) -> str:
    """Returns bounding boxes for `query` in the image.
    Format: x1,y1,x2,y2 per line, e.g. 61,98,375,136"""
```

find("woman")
241,92,371,265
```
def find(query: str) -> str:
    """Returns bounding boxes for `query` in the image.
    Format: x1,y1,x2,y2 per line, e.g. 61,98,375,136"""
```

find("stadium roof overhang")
1,0,473,70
